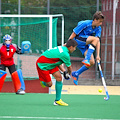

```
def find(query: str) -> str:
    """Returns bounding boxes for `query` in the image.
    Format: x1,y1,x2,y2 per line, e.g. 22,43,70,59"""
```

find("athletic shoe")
72,71,79,85
53,99,68,106
82,59,90,67
16,88,25,95
40,81,46,88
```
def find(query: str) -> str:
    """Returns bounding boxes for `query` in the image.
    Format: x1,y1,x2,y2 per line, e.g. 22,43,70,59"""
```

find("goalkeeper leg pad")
0,70,7,91
11,69,25,93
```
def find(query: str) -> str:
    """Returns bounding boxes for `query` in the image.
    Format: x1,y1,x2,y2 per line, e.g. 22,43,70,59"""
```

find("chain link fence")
1,1,120,83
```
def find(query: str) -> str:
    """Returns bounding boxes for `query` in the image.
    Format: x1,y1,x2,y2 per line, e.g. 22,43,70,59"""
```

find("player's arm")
59,51,72,80
65,32,76,46
59,64,72,80
16,46,22,54
95,27,101,38
69,21,87,39
12,44,22,54
96,40,100,61
58,64,66,72
64,65,72,80
66,66,72,75
69,32,76,39
58,64,71,80
95,27,101,61
59,64,72,75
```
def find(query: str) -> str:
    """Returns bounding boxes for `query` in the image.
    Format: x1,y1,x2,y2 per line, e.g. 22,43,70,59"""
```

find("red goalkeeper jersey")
0,43,21,66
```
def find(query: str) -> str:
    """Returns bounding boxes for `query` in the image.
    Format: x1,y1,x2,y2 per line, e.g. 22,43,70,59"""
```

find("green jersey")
37,46,71,70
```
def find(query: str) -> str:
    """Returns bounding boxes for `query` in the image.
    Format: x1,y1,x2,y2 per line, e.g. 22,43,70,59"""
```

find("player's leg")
53,71,62,101
8,64,16,74
40,80,52,87
0,64,6,71
37,63,60,89
8,64,25,95
0,65,7,91
37,62,68,106
82,36,99,66
71,39,87,85
52,71,68,106
72,51,95,85
72,65,88,85
84,50,95,66
36,62,52,87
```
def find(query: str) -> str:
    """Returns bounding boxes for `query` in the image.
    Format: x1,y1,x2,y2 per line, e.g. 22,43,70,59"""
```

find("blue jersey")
73,20,101,39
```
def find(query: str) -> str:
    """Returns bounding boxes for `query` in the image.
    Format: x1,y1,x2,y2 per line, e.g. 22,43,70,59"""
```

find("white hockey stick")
97,60,110,101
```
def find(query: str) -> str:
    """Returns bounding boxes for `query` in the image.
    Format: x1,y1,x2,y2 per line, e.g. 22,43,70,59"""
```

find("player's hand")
63,43,66,46
96,55,100,61
63,71,71,80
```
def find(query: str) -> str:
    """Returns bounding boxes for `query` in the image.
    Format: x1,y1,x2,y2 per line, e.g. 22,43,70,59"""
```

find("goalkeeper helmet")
3,34,12,41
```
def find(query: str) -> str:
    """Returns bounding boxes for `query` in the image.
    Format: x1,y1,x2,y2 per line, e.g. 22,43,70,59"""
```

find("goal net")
0,14,64,80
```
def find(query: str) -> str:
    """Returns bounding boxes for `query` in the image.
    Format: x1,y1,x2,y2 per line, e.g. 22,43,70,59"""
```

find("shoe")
16,88,25,95
40,81,46,88
53,99,68,106
82,59,90,67
72,71,79,85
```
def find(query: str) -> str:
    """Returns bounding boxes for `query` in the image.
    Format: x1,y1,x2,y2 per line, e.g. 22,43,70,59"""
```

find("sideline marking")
0,116,119,120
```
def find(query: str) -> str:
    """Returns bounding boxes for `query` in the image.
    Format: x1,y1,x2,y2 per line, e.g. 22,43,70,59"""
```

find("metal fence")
1,1,120,82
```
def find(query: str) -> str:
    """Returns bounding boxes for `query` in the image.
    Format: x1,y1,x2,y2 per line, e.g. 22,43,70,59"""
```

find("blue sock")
85,45,95,60
76,65,88,76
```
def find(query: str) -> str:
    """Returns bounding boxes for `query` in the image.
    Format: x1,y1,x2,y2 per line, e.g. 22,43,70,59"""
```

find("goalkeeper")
0,34,26,95
36,39,78,106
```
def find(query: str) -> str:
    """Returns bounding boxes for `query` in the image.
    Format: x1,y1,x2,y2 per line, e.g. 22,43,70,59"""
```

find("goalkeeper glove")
63,71,71,80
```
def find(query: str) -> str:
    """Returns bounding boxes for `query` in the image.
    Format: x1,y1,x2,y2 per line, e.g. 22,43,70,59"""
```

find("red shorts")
36,63,59,82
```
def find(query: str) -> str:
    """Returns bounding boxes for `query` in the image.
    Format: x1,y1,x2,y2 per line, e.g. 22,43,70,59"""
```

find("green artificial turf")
0,93,120,120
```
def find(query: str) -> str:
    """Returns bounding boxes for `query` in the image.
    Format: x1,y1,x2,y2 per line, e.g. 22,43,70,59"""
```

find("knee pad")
90,44,96,49
11,69,25,92
0,70,7,91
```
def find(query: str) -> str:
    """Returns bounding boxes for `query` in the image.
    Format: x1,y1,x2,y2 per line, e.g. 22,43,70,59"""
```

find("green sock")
55,81,62,101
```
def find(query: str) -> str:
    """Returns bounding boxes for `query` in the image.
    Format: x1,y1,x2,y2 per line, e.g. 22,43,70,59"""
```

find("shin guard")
11,69,25,92
0,70,7,91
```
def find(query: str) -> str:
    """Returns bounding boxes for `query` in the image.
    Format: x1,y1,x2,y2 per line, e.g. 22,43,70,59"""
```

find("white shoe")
16,88,25,95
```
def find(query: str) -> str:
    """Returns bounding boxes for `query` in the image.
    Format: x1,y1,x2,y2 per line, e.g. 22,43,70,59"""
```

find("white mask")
5,40,11,45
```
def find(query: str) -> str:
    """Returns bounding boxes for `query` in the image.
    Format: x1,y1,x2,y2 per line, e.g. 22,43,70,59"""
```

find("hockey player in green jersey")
36,39,78,106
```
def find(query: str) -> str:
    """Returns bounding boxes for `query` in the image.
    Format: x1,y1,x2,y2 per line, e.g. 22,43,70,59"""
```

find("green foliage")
50,0,97,7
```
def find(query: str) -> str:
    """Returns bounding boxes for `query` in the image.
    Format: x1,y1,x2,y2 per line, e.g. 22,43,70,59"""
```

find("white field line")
0,116,119,120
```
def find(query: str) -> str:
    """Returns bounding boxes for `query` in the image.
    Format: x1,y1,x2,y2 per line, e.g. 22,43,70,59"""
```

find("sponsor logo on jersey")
11,49,13,52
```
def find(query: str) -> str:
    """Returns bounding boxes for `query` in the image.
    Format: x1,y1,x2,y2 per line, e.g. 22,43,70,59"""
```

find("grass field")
0,93,120,120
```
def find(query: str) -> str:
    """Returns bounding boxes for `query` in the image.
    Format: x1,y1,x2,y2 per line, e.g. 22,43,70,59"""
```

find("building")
101,0,120,79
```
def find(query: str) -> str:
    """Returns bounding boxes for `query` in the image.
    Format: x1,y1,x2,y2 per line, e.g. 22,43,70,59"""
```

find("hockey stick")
97,60,110,101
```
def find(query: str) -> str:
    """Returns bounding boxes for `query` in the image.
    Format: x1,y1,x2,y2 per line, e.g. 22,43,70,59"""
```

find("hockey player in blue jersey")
69,11,104,85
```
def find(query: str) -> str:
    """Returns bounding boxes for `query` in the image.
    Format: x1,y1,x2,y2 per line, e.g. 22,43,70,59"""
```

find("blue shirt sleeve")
95,26,102,38
73,21,87,35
